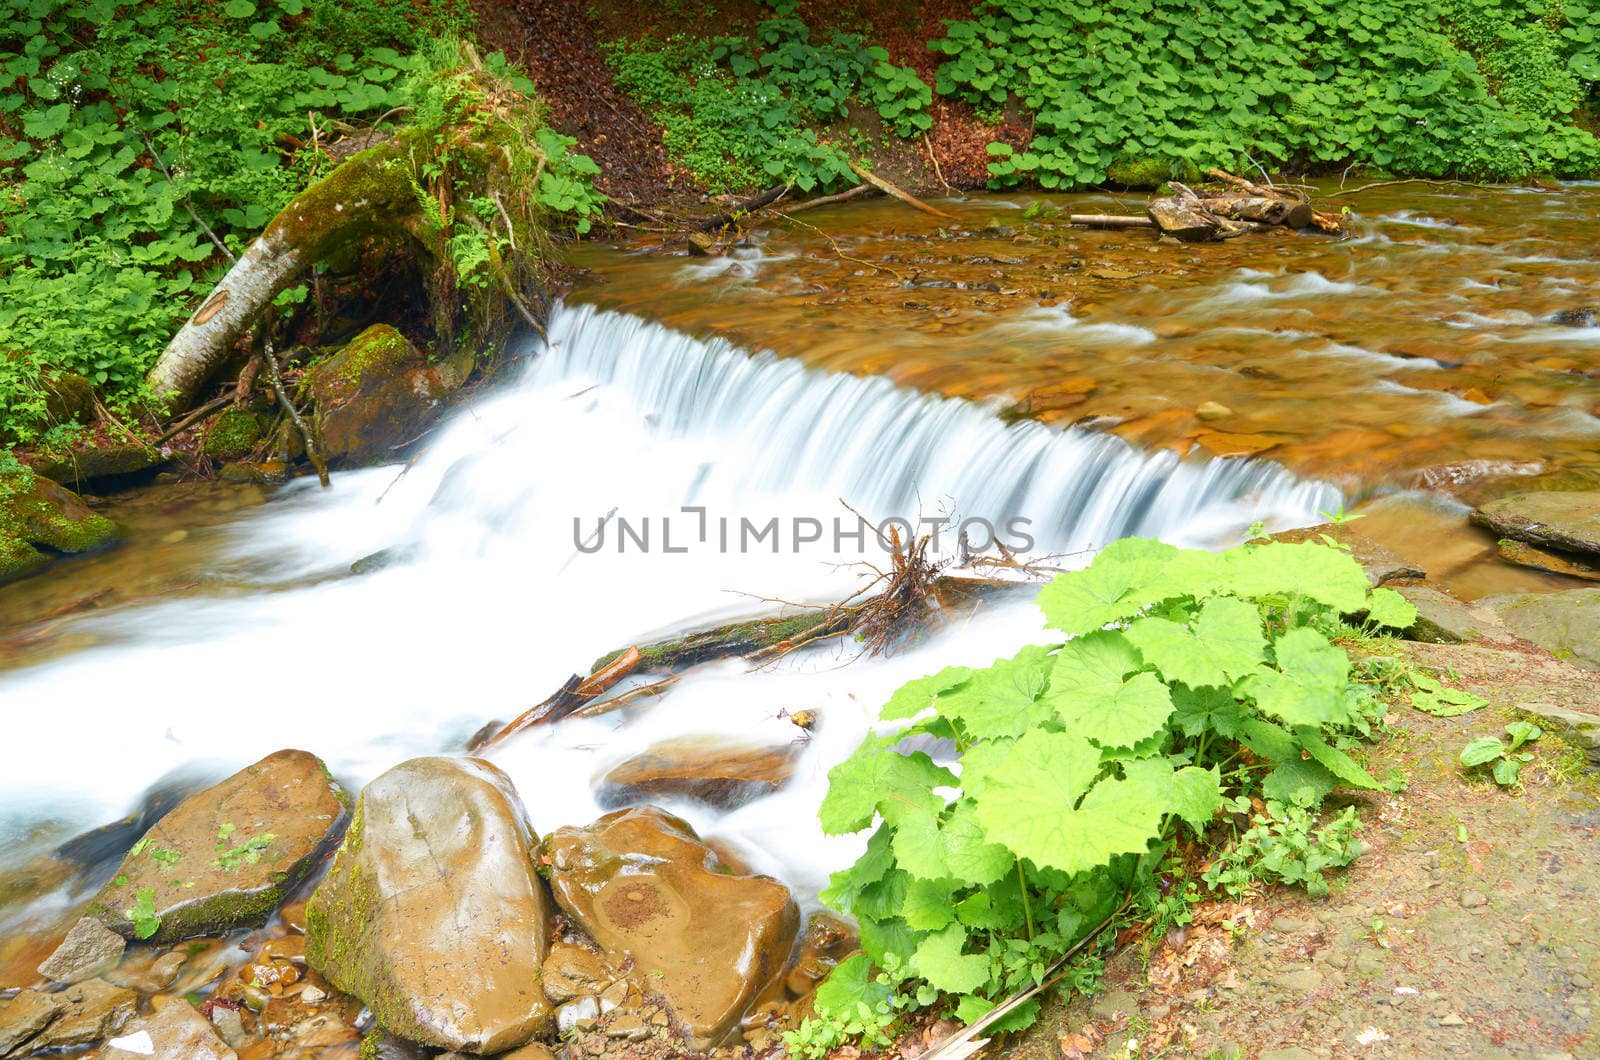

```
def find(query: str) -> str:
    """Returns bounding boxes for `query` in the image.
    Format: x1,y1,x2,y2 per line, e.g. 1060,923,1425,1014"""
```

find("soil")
1005,638,1600,1060
469,0,1028,211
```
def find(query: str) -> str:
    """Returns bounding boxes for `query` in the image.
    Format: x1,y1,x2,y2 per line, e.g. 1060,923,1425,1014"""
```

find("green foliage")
604,2,931,193
126,886,161,939
0,0,599,440
212,822,275,870
790,538,1423,1055
1462,721,1542,786
932,0,1600,190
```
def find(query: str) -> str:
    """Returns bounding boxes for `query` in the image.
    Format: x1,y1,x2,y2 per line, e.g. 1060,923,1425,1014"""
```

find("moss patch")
0,466,123,585
200,407,273,460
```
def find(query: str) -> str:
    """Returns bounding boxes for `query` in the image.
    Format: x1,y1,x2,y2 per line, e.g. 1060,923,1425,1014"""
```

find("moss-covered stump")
542,806,799,1051
305,756,554,1054
286,324,454,467
0,463,124,585
88,749,350,943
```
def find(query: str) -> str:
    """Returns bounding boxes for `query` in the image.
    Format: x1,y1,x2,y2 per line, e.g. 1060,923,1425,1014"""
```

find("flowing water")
2,185,1597,947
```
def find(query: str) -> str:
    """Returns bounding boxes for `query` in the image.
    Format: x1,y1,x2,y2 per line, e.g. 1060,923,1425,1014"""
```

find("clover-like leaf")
1124,595,1266,690
1036,537,1177,635
935,645,1053,739
819,739,956,835
911,923,990,994
1241,627,1351,727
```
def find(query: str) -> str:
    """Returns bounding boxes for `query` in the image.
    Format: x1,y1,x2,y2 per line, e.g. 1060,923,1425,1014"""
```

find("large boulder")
1496,538,1600,582
0,978,137,1055
595,737,800,811
305,756,554,1054
88,750,350,942
295,324,451,466
1470,491,1600,558
542,806,799,1051
1395,584,1514,645
1480,588,1600,671
30,443,163,488
0,464,123,585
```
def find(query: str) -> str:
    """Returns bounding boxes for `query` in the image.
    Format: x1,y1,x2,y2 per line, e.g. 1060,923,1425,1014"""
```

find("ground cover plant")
935,0,1600,189
787,537,1426,1054
604,0,932,193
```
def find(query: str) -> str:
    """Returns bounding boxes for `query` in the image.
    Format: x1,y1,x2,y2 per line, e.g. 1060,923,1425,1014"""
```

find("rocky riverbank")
0,745,851,1060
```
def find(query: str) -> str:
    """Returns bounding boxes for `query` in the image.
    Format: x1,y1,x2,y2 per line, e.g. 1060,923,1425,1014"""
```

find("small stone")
38,917,127,984
300,985,327,1003
1089,989,1140,1020
1439,1013,1467,1027
30,978,138,1051
558,996,601,1034
0,988,64,1055
209,1006,247,1049
1270,968,1324,994
1572,973,1593,990
1460,891,1488,909
598,979,630,1014
605,1014,650,1041
541,942,610,1004
1196,401,1234,420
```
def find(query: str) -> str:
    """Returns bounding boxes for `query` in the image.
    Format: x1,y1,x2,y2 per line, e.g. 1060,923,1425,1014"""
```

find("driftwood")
475,646,645,751
1133,171,1346,241
1068,214,1156,229
849,162,957,220
696,183,791,232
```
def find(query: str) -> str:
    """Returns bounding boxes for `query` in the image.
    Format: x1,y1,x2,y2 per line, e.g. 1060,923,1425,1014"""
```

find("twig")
152,391,235,447
145,136,236,263
478,646,646,749
914,894,1134,1060
778,183,876,216
923,132,954,195
1067,214,1156,229
258,320,329,488
849,162,957,220
777,212,904,279
1326,177,1508,198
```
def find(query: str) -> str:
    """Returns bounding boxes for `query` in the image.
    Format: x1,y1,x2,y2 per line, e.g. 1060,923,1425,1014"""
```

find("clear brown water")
570,183,1600,496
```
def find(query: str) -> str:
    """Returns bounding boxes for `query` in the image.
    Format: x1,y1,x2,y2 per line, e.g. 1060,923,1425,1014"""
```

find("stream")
2,185,1598,946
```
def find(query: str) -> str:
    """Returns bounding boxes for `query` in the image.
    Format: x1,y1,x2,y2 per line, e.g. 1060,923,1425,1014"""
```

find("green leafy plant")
1461,721,1542,787
127,886,161,939
788,538,1422,1054
931,0,1600,190
604,2,931,193
213,823,276,870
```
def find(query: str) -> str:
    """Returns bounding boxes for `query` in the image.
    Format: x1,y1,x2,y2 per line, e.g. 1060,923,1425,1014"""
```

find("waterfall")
0,305,1338,899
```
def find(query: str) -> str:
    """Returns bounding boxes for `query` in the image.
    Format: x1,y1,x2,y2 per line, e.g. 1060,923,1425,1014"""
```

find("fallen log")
146,135,421,413
1147,183,1250,241
696,183,790,232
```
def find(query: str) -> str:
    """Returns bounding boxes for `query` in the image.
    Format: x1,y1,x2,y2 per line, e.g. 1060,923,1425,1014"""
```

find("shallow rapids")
0,304,1335,908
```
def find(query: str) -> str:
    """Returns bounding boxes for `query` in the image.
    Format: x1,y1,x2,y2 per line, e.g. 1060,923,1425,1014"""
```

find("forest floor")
1006,639,1600,1060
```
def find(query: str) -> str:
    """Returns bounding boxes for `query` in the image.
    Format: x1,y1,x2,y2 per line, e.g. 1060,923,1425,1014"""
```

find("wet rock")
557,996,601,1035
28,978,137,1051
30,443,162,488
784,913,858,998
1470,491,1600,558
1195,400,1234,420
543,806,799,1051
104,999,237,1059
595,737,800,811
37,917,126,984
1496,539,1600,582
0,989,62,1055
542,942,611,1004
89,749,350,942
1272,523,1426,586
1395,585,1511,645
305,756,553,1054
295,324,452,466
0,466,124,586
1193,431,1278,457
1479,589,1600,671
1550,307,1597,328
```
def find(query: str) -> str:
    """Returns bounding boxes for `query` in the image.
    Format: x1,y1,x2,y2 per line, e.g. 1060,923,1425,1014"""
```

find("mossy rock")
200,407,273,461
88,749,350,943
283,324,453,468
0,465,124,586
32,442,162,488
1105,155,1197,188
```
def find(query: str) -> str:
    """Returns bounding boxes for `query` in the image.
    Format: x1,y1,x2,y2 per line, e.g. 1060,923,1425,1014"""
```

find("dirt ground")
1004,640,1600,1060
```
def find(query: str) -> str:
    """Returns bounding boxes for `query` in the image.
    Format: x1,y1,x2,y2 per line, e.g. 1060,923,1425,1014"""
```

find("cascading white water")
0,304,1339,905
